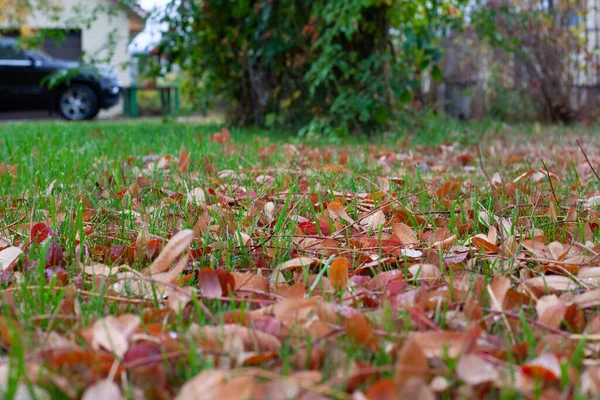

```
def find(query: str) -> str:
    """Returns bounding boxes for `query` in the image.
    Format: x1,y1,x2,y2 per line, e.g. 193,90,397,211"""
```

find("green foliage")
156,0,466,135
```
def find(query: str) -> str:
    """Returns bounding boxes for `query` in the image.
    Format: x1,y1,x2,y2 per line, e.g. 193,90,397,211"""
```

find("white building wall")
4,0,132,86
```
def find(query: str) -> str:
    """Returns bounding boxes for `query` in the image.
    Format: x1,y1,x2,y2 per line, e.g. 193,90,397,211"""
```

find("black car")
0,38,121,120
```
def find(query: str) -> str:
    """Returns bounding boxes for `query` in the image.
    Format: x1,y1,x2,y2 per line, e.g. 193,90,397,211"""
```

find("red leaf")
522,353,561,382
31,222,56,244
45,240,64,267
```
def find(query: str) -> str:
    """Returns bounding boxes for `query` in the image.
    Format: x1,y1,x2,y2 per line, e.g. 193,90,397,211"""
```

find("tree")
155,0,466,135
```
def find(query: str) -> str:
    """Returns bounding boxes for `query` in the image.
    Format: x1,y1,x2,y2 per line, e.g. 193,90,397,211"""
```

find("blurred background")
1,0,599,134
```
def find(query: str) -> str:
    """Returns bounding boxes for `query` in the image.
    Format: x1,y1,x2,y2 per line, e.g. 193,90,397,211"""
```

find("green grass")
1,119,600,398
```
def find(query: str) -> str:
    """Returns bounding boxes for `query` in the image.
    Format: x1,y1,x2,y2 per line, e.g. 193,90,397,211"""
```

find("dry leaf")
522,353,561,382
82,380,122,400
488,276,511,311
536,295,566,329
456,354,499,385
90,314,140,358
0,247,22,271
327,201,354,224
329,257,349,290
395,337,428,387
147,229,194,275
176,370,228,400
393,223,418,245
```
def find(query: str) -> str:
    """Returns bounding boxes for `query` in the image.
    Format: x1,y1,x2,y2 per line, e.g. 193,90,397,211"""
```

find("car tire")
57,84,99,121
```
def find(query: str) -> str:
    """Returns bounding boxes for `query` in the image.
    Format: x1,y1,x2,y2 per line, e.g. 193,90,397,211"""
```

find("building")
1,0,146,87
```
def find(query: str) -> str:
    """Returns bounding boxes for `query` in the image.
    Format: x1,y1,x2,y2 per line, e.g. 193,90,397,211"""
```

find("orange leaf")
327,201,354,224
329,257,349,291
345,314,379,350
471,237,501,253
365,378,398,400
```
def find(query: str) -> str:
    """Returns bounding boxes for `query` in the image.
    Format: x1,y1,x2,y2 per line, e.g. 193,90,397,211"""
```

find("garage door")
42,30,82,61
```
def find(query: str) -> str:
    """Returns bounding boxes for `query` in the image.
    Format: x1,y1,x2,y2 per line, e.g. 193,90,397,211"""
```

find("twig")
577,139,600,182
0,215,26,233
540,159,560,206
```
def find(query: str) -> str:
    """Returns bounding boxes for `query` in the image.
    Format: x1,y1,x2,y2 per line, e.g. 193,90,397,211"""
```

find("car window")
0,43,27,60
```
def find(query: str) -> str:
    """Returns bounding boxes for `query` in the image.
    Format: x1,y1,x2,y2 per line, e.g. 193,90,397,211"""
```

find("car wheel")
58,84,99,121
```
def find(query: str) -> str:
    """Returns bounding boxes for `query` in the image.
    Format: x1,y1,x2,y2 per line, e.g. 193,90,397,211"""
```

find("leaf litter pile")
3,128,600,398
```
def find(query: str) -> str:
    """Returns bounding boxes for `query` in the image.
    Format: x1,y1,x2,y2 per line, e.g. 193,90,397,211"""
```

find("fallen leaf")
271,257,318,284
189,324,281,352
82,380,122,400
176,370,228,400
146,229,194,275
327,201,354,224
0,247,22,271
89,314,140,358
456,354,499,385
393,223,418,245
522,353,561,382
187,188,206,206
395,337,428,387
536,295,566,329
488,275,511,311
329,257,349,291
198,268,223,298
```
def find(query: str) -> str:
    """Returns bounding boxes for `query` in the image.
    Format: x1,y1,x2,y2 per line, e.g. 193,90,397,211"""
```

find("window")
0,43,26,60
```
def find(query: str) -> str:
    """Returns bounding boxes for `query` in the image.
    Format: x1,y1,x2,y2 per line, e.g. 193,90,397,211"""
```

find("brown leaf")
408,264,441,281
408,331,467,358
89,314,140,359
187,188,206,206
327,201,354,224
189,324,281,352
400,378,435,400
271,257,318,284
175,370,228,400
232,272,269,294
329,257,349,291
524,275,578,292
488,275,511,311
198,268,223,298
392,223,418,245
178,146,190,173
471,237,501,253
82,380,122,400
395,337,428,387
361,210,386,231
456,354,499,385
536,295,566,329
345,314,379,350
365,378,398,400
146,229,194,275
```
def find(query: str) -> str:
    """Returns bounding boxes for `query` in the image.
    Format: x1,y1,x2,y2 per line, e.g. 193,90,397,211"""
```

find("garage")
42,29,82,61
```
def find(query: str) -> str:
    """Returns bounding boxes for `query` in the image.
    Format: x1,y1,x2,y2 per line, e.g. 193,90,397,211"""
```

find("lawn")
1,120,600,399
